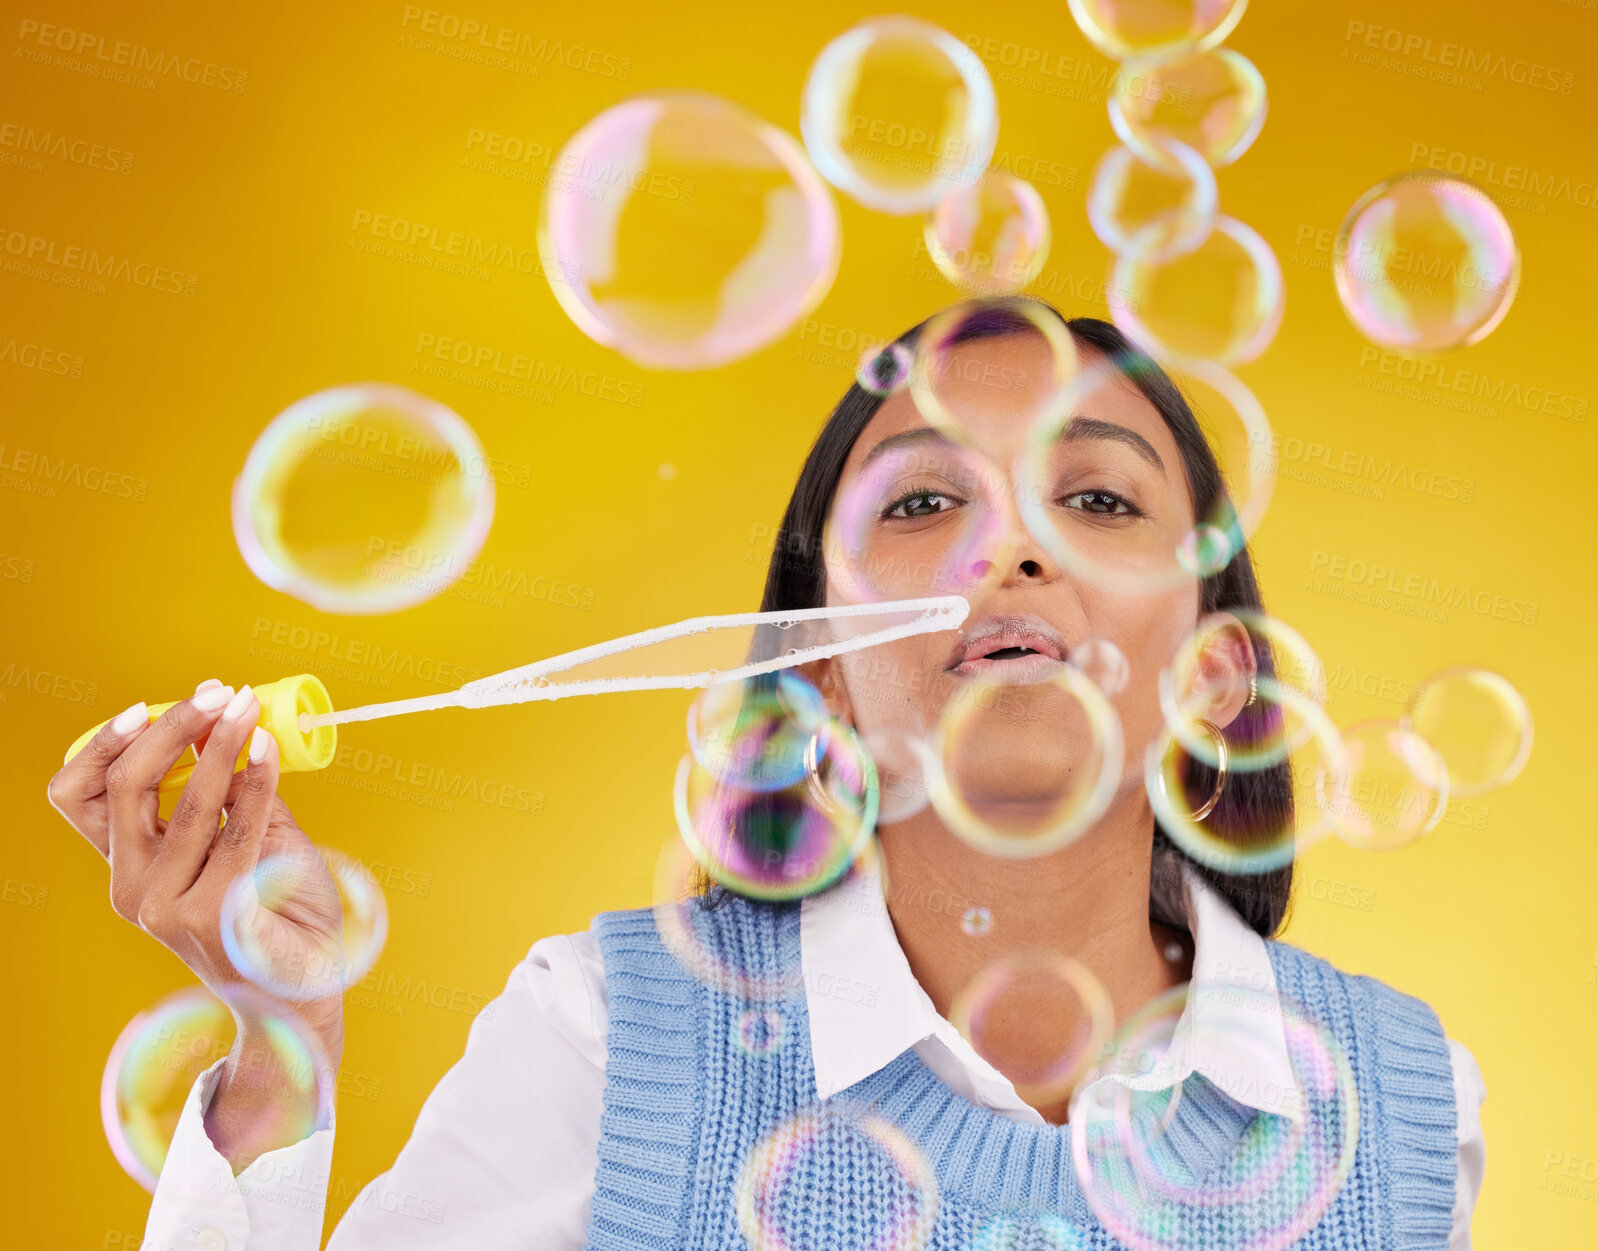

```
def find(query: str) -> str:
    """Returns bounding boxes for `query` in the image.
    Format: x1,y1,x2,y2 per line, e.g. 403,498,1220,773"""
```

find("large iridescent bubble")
802,16,998,214
1111,216,1284,365
232,384,496,614
1403,666,1532,797
540,92,840,368
1071,984,1359,1251
1110,48,1267,169
101,985,334,1193
1333,173,1519,352
1088,138,1217,261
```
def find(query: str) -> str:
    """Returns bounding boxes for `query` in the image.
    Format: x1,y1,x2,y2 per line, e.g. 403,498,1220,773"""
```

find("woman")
49,299,1484,1249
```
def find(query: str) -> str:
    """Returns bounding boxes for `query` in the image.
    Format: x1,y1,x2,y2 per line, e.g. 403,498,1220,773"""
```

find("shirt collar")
798,853,1305,1124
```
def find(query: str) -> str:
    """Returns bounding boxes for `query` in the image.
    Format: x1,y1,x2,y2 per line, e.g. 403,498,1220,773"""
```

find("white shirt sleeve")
1446,1037,1487,1251
141,929,609,1250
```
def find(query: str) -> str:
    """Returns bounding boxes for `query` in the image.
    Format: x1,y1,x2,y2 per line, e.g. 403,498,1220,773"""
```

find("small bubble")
961,905,993,937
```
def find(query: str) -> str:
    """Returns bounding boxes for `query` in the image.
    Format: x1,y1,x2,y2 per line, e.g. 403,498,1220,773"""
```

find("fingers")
46,701,152,855
201,727,281,893
106,683,234,915
146,686,262,906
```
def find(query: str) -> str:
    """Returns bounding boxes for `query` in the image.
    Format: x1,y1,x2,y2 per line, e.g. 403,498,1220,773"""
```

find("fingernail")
111,702,148,734
194,678,223,695
222,684,256,721
248,727,270,763
193,685,234,713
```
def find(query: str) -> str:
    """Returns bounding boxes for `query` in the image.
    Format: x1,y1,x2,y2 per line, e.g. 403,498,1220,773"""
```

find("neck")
876,792,1190,1123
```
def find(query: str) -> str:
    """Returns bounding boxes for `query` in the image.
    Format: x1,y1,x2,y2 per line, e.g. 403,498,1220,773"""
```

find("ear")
797,656,856,728
1180,611,1256,731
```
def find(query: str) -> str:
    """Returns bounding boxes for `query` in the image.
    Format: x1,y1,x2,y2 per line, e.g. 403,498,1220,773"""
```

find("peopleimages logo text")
1310,550,1539,625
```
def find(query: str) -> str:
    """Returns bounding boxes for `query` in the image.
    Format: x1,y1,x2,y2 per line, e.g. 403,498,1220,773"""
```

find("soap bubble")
857,342,914,395
1333,173,1519,352
315,846,390,983
1088,138,1218,261
539,91,840,369
961,905,994,937
650,838,805,1001
863,727,933,822
1074,637,1130,697
1405,666,1532,797
1018,355,1275,596
924,173,1052,294
101,985,334,1194
1330,720,1450,851
949,950,1115,1104
928,666,1123,858
1071,983,1359,1251
908,297,1081,457
1112,215,1284,365
1110,47,1267,168
675,717,877,900
221,845,387,1001
736,1104,938,1250
1068,0,1250,60
232,384,496,615
732,1007,788,1059
802,15,998,214
687,672,830,793
1161,611,1328,773
1147,681,1345,874
825,436,1019,606
1175,524,1232,577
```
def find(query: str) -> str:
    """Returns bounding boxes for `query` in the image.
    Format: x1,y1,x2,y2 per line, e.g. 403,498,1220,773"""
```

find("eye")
1063,489,1137,516
884,489,961,519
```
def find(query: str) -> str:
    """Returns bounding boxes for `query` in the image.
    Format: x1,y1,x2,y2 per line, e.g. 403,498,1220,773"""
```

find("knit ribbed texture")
583,897,1457,1250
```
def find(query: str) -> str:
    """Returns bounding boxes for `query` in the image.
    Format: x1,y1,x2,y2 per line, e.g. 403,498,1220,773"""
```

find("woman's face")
815,329,1251,830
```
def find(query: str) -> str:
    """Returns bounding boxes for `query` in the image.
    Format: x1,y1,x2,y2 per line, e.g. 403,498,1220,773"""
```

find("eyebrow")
1061,417,1166,473
858,419,1167,473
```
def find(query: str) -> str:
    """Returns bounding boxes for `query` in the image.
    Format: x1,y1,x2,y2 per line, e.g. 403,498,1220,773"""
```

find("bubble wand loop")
297,594,971,731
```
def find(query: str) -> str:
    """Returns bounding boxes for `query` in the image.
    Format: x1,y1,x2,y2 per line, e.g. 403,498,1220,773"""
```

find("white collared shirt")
145,863,1485,1249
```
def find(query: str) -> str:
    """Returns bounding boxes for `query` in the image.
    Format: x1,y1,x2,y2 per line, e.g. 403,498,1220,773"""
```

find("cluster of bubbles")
1151,612,1532,872
102,847,390,1191
658,573,1526,1245
1075,3,1279,370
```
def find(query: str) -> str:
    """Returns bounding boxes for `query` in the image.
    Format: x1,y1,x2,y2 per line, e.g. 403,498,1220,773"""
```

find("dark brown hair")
752,298,1294,936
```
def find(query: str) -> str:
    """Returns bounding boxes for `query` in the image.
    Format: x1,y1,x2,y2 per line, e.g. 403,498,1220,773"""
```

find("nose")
968,515,1061,588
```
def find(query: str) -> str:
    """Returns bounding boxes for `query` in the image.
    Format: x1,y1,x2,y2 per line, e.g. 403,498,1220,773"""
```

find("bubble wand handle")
65,673,339,792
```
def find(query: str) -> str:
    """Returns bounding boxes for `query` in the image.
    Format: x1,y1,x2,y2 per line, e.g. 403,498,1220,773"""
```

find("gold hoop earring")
1185,719,1228,823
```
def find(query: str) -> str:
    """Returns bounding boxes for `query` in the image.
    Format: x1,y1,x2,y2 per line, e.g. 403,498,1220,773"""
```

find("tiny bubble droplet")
961,905,993,937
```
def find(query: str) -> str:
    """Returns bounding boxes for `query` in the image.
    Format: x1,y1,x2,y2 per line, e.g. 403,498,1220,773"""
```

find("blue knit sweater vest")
581,895,1457,1250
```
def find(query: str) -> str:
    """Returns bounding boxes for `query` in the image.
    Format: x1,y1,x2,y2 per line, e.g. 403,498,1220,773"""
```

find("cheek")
1093,592,1194,746
837,640,943,726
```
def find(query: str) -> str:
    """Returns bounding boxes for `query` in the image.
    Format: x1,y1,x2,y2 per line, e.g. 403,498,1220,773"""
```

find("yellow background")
3,0,1595,1245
